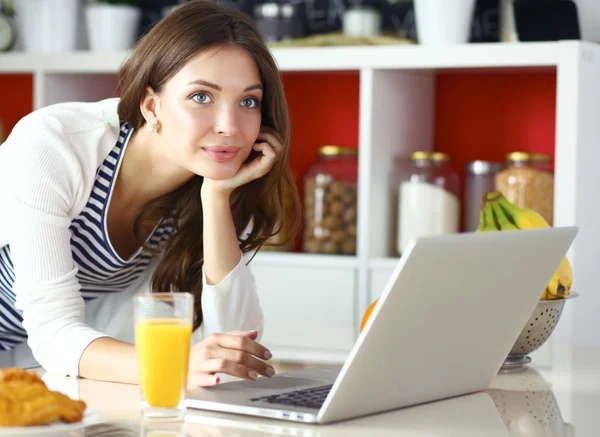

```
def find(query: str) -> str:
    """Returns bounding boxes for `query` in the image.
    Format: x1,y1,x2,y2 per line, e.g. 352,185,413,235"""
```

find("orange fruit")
360,299,379,332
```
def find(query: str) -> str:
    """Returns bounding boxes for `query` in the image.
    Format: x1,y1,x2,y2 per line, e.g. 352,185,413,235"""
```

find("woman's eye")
192,93,212,104
241,97,260,108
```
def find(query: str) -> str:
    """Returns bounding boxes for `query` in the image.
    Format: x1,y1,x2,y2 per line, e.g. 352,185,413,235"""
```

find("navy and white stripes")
0,122,175,350
0,246,26,350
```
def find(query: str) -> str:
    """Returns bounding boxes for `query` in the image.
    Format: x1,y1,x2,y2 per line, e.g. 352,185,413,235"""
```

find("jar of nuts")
303,146,358,255
495,152,554,225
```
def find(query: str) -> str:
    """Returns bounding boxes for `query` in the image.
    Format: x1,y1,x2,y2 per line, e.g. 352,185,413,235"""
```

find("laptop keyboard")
250,384,333,409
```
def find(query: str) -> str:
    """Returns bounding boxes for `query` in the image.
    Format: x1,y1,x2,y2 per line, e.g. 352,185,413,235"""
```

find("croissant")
0,368,87,427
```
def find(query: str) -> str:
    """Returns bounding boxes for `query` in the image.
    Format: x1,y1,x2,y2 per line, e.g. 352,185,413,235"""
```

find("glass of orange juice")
134,293,194,421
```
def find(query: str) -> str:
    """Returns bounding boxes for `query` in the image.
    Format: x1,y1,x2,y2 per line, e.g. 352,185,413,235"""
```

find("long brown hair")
117,0,301,330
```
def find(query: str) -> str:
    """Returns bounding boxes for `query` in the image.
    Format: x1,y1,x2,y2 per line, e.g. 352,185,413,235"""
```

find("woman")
0,0,300,388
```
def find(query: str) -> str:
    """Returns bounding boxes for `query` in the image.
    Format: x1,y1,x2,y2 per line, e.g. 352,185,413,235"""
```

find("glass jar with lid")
397,151,460,256
464,160,503,232
303,145,358,255
494,152,554,225
530,152,554,173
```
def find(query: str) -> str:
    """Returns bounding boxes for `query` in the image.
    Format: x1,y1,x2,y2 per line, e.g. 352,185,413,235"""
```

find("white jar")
13,0,81,52
343,6,381,37
85,3,141,52
397,152,460,255
414,0,476,45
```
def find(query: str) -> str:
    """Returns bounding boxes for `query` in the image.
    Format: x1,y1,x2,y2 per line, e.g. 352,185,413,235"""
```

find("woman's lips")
203,146,240,162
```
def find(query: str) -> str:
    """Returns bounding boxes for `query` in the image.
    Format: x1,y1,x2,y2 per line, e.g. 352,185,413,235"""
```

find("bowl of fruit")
478,192,578,369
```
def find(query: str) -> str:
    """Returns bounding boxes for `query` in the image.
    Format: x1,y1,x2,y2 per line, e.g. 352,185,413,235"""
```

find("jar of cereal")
303,146,358,255
495,152,554,225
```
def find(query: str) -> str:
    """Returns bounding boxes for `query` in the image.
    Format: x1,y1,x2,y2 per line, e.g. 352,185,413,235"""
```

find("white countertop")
30,343,600,437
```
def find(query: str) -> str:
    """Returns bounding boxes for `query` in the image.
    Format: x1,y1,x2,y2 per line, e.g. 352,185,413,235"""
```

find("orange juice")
135,318,192,408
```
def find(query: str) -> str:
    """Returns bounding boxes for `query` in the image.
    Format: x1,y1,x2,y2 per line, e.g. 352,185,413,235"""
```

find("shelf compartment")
363,68,559,259
368,257,401,271
251,251,358,269
41,74,119,108
282,71,360,253
368,258,400,303
252,262,357,352
0,74,33,138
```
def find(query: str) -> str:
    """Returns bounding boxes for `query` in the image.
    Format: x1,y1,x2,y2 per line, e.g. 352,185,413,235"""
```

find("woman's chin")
198,165,240,181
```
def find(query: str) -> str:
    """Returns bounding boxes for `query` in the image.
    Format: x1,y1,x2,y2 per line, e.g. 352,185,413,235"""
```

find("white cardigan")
0,98,264,377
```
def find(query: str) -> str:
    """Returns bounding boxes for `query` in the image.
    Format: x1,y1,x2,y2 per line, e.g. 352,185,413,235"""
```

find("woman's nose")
214,105,238,137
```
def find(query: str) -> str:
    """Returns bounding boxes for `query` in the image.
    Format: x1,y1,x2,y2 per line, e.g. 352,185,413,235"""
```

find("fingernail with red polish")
215,377,220,384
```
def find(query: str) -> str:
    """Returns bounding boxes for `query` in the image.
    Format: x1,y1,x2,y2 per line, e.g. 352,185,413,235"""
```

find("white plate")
0,408,101,436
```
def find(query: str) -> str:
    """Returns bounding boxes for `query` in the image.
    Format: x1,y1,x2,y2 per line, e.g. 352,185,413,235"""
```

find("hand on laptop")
187,330,276,387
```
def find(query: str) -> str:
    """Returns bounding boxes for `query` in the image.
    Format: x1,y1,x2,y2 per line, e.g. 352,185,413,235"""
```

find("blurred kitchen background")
0,0,598,55
2,0,600,365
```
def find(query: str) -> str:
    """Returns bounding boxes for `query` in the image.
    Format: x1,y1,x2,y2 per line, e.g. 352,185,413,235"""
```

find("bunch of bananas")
477,191,572,301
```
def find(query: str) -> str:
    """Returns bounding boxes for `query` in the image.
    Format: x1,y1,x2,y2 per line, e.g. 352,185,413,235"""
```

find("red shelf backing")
282,72,361,194
434,70,557,177
0,75,33,139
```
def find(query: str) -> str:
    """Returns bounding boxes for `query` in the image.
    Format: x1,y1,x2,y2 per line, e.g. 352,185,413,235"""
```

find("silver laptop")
186,227,578,425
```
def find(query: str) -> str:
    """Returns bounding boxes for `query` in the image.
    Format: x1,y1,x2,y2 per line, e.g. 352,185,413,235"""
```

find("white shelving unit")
2,41,600,371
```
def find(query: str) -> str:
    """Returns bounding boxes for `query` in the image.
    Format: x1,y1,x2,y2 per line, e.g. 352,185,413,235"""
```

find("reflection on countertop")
37,344,600,437
488,366,574,437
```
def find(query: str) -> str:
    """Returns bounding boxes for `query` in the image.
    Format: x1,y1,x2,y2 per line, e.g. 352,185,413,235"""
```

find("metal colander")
502,292,578,369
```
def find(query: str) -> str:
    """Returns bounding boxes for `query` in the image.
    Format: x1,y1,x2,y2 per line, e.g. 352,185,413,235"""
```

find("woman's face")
155,45,263,181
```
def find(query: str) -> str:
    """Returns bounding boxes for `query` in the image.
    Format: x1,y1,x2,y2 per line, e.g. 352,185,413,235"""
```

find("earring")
146,118,159,133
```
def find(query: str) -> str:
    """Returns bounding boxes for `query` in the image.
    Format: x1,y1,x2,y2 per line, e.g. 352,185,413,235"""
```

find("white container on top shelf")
414,0,477,46
12,0,81,53
85,3,142,52
1,42,599,375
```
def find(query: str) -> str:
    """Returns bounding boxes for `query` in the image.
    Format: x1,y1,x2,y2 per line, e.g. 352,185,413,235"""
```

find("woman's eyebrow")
185,80,263,92
243,84,263,92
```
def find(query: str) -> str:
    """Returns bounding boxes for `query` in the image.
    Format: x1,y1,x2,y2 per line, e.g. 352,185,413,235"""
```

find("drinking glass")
134,293,194,421
140,420,186,437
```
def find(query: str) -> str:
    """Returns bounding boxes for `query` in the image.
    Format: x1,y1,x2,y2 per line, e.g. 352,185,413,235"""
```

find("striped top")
0,122,175,351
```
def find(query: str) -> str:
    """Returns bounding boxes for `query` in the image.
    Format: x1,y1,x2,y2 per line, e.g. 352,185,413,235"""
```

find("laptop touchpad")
214,376,322,392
